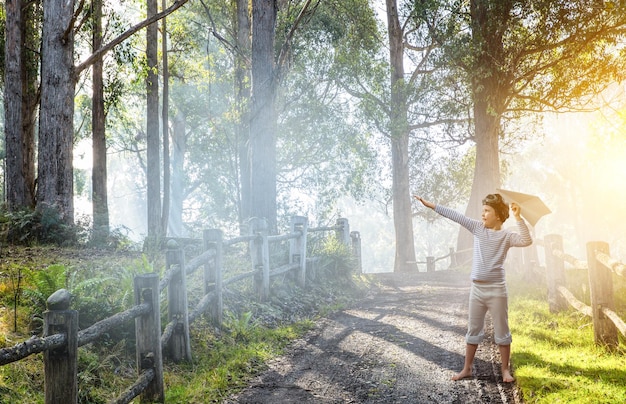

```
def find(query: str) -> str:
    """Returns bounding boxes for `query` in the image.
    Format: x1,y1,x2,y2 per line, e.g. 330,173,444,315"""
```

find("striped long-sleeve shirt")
435,205,532,283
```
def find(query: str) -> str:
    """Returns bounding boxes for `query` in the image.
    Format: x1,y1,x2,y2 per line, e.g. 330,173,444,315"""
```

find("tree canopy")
2,0,626,270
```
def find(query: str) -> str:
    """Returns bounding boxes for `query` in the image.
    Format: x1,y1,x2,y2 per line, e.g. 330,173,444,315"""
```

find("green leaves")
23,264,68,311
224,311,260,342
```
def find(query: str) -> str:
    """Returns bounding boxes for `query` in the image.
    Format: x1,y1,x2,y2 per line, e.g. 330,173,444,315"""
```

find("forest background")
2,0,626,273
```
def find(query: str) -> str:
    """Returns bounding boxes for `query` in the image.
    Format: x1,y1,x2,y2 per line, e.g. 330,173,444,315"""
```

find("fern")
224,311,259,341
23,264,68,311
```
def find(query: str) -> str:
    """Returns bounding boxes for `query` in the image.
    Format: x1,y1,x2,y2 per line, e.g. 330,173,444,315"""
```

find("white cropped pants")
466,281,512,346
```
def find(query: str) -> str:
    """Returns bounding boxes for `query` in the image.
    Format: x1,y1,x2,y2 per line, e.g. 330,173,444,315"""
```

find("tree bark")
146,0,161,242
236,0,251,233
92,0,110,243
168,112,186,237
386,0,417,272
38,0,75,224
29,0,186,234
249,0,278,233
458,0,509,256
4,0,38,211
161,2,171,237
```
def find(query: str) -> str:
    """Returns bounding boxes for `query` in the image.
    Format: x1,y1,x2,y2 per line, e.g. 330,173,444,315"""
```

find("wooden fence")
0,216,361,404
532,234,626,349
419,233,626,349
415,247,472,272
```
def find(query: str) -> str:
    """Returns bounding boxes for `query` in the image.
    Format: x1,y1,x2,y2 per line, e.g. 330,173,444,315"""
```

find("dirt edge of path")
224,270,526,403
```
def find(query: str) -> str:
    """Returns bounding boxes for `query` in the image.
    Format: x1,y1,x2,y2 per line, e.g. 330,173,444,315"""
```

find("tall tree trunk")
160,3,170,236
146,0,161,242
92,0,110,243
5,0,37,210
38,0,75,224
249,0,278,233
235,0,251,233
458,0,509,256
23,1,40,203
457,96,502,259
5,0,26,209
168,111,186,237
386,0,417,272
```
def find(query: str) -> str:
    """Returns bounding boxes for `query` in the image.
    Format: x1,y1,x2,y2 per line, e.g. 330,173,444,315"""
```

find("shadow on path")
224,270,521,403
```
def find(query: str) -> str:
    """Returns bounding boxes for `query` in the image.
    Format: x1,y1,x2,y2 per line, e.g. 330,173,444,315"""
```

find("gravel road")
224,270,523,403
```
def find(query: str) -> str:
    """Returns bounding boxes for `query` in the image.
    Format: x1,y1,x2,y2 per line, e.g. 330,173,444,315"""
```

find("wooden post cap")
47,289,72,310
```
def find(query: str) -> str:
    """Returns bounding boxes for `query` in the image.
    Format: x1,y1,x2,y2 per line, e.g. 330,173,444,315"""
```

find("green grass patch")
164,319,315,402
0,356,44,404
0,241,368,403
509,276,626,403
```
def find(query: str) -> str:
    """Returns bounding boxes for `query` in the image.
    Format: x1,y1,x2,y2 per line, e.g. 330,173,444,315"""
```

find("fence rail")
538,234,626,348
0,216,361,404
419,232,626,349
414,247,472,272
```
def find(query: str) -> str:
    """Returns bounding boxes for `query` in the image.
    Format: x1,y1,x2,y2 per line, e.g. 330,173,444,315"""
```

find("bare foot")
451,369,472,381
502,369,515,383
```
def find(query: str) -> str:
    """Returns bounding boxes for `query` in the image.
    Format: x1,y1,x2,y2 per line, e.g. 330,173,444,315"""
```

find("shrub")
0,206,137,250
0,207,77,246
312,235,356,280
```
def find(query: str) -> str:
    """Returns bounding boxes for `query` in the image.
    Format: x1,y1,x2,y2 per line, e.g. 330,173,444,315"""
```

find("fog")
506,110,626,262
72,91,626,273
344,104,626,273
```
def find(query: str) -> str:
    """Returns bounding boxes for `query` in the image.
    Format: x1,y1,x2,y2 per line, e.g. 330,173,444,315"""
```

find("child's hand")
413,195,435,209
510,202,522,219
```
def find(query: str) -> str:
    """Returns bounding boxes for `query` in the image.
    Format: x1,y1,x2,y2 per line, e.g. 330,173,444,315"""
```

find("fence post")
166,240,192,362
335,218,350,245
507,247,522,273
204,229,224,324
134,273,164,402
307,257,319,280
544,234,566,312
448,247,456,269
290,216,308,287
523,243,539,274
426,256,435,272
351,231,362,273
203,230,216,293
586,241,618,348
44,289,78,404
250,218,270,301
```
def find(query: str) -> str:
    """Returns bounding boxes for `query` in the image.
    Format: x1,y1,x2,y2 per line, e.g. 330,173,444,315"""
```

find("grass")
0,304,321,404
0,245,369,403
10,243,624,403
508,273,626,404
164,319,315,402
0,313,319,404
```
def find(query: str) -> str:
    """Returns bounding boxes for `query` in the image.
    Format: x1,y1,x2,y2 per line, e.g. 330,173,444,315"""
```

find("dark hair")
482,193,509,222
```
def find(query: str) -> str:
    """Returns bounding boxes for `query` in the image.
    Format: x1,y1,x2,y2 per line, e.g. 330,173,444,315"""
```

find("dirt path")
224,270,523,403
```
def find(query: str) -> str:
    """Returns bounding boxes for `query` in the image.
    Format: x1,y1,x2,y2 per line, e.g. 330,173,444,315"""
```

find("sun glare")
564,109,626,254
507,104,626,259
583,113,626,198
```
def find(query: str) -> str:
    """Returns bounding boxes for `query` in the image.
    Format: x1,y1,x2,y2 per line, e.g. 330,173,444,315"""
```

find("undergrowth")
164,318,316,402
0,240,370,403
508,271,626,404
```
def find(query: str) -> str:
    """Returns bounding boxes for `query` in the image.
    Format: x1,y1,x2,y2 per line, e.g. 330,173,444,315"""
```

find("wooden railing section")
419,233,626,349
0,216,361,404
539,234,626,348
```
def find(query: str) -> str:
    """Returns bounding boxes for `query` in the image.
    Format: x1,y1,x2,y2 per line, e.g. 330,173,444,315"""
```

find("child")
414,194,532,383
